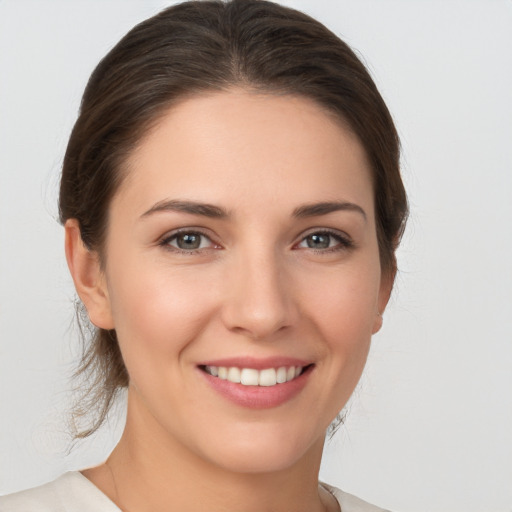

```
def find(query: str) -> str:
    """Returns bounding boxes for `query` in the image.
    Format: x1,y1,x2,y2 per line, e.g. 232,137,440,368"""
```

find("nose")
220,247,299,340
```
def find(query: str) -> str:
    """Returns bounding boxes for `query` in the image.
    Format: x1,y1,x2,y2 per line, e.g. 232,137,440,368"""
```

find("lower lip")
199,366,313,409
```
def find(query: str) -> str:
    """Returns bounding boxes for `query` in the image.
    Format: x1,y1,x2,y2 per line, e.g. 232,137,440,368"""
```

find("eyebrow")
141,199,229,219
141,199,366,221
293,201,367,222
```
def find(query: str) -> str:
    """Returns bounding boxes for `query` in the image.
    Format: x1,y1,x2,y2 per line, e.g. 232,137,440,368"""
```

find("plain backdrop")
1,1,511,511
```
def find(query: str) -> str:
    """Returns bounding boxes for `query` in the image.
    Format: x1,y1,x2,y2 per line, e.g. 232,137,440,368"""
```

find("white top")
0,472,390,512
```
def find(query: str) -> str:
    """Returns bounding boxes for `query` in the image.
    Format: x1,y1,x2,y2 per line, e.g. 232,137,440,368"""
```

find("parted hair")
59,0,408,437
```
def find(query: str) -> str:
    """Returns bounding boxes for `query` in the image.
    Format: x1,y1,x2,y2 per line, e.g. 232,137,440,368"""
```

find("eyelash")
295,229,354,253
159,229,218,254
158,228,354,254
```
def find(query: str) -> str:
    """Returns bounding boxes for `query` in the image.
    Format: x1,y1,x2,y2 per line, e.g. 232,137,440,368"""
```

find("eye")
160,230,217,252
296,230,353,252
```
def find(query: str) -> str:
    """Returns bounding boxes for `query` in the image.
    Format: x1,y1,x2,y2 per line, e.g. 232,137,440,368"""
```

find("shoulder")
321,482,392,512
0,472,120,512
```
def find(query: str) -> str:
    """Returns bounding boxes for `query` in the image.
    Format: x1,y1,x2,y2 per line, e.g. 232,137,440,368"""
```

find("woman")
0,1,407,510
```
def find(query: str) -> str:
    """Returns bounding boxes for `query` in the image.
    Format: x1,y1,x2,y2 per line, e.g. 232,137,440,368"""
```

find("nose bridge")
222,240,296,339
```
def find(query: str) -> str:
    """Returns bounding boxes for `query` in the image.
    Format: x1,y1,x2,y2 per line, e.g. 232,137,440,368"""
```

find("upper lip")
197,356,312,370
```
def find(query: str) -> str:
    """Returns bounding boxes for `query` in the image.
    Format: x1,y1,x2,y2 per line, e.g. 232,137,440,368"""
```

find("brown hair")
59,0,408,437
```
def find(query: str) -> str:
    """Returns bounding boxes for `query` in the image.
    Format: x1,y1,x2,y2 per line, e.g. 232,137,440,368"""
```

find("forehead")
116,90,374,219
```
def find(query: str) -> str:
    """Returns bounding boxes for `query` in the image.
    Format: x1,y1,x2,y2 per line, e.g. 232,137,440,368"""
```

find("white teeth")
204,365,306,386
227,367,241,383
259,368,277,387
276,367,287,384
205,365,218,377
240,368,259,386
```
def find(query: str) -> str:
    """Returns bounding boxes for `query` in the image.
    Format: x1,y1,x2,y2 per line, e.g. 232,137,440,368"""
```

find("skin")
66,90,392,512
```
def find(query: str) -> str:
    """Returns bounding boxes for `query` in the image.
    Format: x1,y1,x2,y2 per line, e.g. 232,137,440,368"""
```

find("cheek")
106,261,218,367
308,265,380,339
303,263,380,390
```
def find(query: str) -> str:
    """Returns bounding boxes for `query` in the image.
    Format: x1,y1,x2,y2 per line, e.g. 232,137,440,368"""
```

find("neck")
101,393,333,512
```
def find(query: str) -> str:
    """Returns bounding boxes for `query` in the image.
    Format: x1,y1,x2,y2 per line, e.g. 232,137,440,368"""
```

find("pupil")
177,233,200,249
307,234,329,249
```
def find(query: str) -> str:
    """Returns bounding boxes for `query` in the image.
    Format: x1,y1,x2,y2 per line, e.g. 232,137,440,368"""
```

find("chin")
190,422,326,475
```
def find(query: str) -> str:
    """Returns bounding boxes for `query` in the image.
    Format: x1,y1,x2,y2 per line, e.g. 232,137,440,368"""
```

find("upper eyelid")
293,228,355,251
159,228,220,250
296,227,352,241
157,226,352,248
160,227,216,241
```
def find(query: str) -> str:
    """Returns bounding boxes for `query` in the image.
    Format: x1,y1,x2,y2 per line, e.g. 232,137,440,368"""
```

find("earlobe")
372,312,384,334
64,219,114,330
372,268,395,334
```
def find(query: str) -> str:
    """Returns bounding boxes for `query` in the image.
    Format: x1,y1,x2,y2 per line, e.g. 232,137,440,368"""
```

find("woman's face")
87,90,390,473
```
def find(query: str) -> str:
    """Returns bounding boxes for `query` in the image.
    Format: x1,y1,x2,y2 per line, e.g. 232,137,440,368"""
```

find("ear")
372,268,395,334
64,219,114,330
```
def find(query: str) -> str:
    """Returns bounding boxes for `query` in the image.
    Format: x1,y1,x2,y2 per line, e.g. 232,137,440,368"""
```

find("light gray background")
1,1,511,511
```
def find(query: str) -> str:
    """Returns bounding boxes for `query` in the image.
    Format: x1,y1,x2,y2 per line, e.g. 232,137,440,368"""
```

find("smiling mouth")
200,365,312,387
